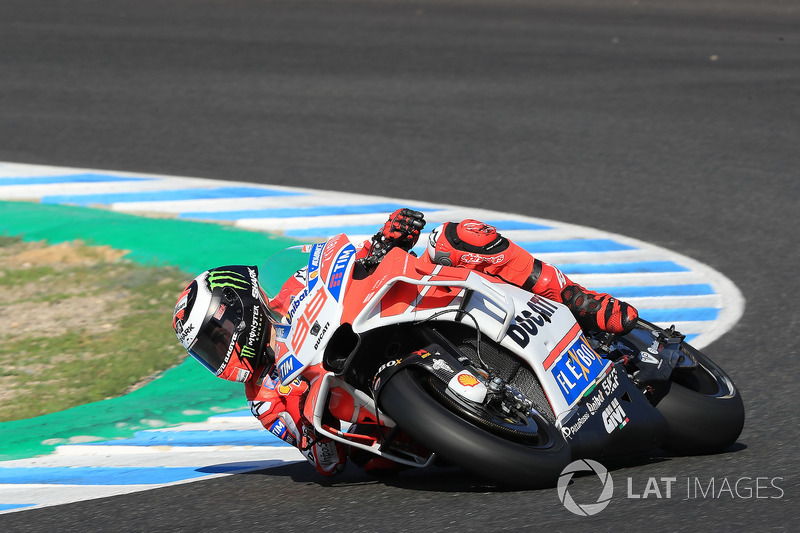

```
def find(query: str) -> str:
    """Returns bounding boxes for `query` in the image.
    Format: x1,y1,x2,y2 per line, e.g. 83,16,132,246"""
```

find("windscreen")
260,245,312,299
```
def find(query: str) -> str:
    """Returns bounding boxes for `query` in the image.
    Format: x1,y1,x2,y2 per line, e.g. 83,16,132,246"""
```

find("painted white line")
0,447,300,468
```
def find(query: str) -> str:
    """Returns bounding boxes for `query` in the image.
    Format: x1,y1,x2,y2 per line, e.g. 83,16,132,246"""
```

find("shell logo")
457,373,480,387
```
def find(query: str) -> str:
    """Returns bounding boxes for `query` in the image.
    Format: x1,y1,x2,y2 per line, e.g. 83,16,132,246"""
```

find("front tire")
379,368,571,489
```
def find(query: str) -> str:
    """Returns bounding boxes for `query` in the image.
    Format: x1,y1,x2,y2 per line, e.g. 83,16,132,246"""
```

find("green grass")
0,238,191,422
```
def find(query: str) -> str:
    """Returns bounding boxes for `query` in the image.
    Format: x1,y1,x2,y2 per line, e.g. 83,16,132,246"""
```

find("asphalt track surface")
0,0,798,531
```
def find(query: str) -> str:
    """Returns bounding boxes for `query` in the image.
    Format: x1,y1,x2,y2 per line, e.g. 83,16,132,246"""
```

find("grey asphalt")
1,0,798,530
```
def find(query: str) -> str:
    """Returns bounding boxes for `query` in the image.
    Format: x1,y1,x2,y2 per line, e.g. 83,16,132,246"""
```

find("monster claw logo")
208,270,249,291
241,345,257,359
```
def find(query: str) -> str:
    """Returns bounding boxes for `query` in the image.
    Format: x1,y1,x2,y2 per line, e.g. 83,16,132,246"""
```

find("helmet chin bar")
217,352,256,383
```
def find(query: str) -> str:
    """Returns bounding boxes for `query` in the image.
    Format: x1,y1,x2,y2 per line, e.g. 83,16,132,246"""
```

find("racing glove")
300,423,347,476
362,209,426,268
378,208,426,251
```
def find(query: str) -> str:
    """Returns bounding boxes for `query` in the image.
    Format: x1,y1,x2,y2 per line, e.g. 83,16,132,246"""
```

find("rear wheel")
379,367,571,488
633,321,745,454
656,343,744,454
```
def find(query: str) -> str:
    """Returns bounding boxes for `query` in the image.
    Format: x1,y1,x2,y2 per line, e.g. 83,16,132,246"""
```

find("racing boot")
527,258,638,335
560,284,638,335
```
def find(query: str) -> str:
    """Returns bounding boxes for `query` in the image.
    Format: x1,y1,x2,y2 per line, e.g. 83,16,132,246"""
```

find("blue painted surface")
519,239,635,254
592,284,715,297
0,174,152,186
41,187,304,205
0,503,35,511
84,430,286,447
0,465,255,485
639,307,720,323
283,219,551,238
284,224,388,238
209,410,253,418
481,220,552,231
178,203,438,220
559,261,690,274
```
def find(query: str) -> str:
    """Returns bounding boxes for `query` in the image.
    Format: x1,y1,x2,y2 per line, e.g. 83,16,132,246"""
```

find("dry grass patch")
0,236,190,421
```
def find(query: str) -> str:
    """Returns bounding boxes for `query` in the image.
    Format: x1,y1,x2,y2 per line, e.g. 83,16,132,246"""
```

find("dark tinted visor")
188,286,247,375
188,314,243,375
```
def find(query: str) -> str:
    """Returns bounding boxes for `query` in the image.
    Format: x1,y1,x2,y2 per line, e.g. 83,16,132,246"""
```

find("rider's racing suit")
245,211,639,476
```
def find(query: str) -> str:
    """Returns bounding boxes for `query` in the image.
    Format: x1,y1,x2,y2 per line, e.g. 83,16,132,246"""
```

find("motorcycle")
260,234,745,488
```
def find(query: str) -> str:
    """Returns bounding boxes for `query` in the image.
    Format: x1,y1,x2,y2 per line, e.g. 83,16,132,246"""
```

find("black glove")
379,208,426,251
360,209,426,269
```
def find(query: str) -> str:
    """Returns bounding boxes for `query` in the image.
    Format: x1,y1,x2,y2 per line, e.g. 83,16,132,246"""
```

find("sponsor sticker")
269,419,288,439
550,335,608,405
457,373,480,387
307,243,325,290
327,244,355,301
602,397,629,433
278,354,303,381
506,295,559,348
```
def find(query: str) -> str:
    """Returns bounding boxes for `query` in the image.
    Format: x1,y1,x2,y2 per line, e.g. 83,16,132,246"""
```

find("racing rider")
171,209,639,477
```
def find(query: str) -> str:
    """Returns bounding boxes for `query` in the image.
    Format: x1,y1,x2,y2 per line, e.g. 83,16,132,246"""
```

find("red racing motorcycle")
260,235,745,488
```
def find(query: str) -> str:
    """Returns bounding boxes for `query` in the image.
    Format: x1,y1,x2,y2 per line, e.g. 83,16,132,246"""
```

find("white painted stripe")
231,207,514,231
0,177,243,199
0,447,300,468
112,193,425,214
568,272,718,287
140,419,264,432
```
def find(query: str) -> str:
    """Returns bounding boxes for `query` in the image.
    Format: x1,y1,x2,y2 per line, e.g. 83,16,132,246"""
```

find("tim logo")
602,398,629,433
269,419,288,439
328,245,355,300
278,355,302,381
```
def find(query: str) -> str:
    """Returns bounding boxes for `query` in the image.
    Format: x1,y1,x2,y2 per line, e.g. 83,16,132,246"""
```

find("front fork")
308,373,436,468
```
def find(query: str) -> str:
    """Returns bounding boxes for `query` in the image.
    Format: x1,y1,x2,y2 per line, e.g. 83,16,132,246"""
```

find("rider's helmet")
172,265,277,383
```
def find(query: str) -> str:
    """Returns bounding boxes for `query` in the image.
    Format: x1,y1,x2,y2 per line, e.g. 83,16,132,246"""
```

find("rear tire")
631,321,745,454
656,343,744,454
380,368,571,489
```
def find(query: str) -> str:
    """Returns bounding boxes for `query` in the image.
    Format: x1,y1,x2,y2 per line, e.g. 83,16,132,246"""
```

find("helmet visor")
188,309,244,376
187,286,248,376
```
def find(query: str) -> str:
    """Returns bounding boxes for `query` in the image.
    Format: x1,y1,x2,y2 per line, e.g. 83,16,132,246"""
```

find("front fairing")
262,235,357,385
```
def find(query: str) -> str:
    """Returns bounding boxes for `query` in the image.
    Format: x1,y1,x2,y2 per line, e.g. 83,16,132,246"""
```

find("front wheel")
379,368,571,489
